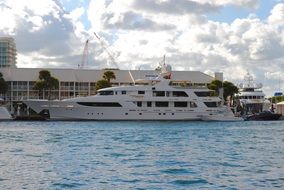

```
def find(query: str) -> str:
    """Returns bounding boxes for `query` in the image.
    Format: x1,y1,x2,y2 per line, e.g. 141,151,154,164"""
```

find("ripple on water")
0,121,284,189
52,182,84,189
160,168,193,175
172,179,209,186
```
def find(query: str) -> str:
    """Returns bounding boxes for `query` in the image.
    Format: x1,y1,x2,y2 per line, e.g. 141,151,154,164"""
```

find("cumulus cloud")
132,0,220,15
1,0,284,96
268,3,284,26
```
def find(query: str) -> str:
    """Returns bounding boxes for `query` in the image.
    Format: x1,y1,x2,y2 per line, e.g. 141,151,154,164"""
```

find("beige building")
1,67,216,103
0,37,17,68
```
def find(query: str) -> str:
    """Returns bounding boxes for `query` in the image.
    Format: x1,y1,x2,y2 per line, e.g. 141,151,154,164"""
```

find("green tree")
33,70,59,100
0,72,8,96
102,70,116,83
223,81,239,101
207,80,238,100
95,80,111,91
207,80,223,96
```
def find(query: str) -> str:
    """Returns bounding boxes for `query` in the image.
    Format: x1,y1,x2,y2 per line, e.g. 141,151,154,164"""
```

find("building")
0,37,17,68
0,67,219,113
276,101,284,115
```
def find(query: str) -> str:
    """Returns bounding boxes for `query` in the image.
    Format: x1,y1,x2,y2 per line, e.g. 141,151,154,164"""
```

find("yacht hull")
24,100,242,121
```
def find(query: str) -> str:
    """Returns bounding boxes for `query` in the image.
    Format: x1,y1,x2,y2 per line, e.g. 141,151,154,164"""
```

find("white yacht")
24,68,242,121
237,72,270,115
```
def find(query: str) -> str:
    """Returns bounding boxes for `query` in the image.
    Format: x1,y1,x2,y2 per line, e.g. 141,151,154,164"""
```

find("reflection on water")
0,121,283,189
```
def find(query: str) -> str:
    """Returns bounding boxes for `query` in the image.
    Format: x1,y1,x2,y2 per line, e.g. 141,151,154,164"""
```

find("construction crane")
93,32,119,69
79,39,89,69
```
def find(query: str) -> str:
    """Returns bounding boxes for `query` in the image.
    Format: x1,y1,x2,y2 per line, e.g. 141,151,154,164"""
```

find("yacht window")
122,91,126,95
174,102,188,107
194,91,211,97
173,91,189,97
77,102,122,107
137,101,142,107
99,91,114,96
190,102,198,108
138,91,145,95
155,101,169,107
204,102,218,107
147,102,152,107
153,91,165,97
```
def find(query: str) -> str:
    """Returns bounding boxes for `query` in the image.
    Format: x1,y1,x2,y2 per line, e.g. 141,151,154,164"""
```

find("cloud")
0,0,87,68
102,11,176,31
1,0,284,96
268,3,284,26
133,0,220,15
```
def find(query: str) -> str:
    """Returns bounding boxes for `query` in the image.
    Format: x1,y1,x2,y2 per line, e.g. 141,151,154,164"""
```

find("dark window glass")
174,102,188,107
204,102,218,107
137,101,142,107
194,91,212,97
153,91,165,97
77,102,122,107
173,91,188,97
122,91,126,94
155,101,168,107
190,102,198,108
147,102,152,107
138,91,145,94
99,91,114,95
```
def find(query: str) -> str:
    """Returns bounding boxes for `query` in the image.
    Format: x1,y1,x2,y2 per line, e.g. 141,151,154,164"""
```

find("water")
0,121,283,190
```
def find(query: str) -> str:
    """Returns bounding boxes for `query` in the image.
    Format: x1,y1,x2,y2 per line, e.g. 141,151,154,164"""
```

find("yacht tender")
24,70,242,121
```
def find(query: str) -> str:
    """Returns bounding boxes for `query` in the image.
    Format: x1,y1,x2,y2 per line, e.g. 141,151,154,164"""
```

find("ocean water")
0,121,283,190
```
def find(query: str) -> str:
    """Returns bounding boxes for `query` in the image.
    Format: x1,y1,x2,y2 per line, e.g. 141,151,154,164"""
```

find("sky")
0,0,284,96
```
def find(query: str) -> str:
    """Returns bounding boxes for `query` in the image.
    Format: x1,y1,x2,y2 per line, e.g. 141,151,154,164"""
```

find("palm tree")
102,70,116,83
95,80,111,91
0,72,8,98
33,70,59,100
208,79,238,102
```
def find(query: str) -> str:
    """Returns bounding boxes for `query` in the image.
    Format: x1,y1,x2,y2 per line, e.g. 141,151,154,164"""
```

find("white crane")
93,32,119,69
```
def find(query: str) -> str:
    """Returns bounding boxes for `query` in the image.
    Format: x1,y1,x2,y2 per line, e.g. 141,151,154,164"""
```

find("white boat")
237,72,270,115
0,98,12,120
24,67,242,121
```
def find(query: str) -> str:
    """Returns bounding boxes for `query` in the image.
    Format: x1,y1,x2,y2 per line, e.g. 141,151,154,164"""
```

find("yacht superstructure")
24,68,241,121
237,72,269,115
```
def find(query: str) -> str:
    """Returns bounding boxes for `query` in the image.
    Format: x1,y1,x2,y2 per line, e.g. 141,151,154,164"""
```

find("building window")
122,91,126,95
147,102,152,107
138,91,145,94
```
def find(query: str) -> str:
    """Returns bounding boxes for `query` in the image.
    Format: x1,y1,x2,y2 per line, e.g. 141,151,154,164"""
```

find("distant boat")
236,72,281,121
244,111,282,121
